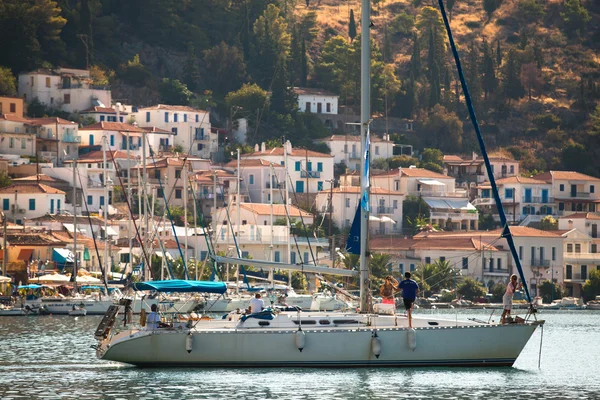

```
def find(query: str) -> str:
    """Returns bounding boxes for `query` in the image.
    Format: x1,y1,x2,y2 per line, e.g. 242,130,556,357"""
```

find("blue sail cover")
132,280,227,294
346,206,361,255
361,126,371,212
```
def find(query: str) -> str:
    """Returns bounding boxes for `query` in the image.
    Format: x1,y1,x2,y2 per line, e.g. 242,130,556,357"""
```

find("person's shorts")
382,298,395,304
403,298,415,310
503,294,513,311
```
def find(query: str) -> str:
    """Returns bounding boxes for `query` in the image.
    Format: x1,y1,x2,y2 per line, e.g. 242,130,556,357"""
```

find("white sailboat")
95,0,543,367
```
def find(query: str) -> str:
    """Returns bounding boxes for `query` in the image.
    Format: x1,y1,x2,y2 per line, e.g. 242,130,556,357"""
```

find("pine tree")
349,9,357,43
447,0,457,22
481,39,497,100
409,33,422,78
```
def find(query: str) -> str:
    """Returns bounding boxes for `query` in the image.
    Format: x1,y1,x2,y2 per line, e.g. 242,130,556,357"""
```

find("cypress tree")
496,40,502,67
300,37,308,86
481,39,497,100
289,26,302,85
428,61,441,108
409,33,422,78
79,0,94,68
349,9,357,43
503,49,524,104
465,41,481,102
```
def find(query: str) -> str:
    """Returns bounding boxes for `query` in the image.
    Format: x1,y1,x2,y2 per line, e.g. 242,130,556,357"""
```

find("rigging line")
147,145,188,279
75,171,110,293
271,171,304,259
105,147,153,280
186,175,216,257
436,0,532,303
283,167,319,265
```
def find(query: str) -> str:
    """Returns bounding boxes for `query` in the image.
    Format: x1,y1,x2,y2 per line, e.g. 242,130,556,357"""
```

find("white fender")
371,336,381,359
295,330,306,352
186,333,193,353
408,328,417,351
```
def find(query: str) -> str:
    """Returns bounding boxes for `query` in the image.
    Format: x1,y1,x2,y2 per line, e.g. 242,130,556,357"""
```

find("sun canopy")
418,179,446,186
424,198,477,211
53,248,74,264
0,275,11,283
132,280,227,294
30,273,71,283
18,284,44,289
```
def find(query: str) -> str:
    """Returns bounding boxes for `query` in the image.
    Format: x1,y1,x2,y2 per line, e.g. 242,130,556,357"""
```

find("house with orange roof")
131,156,192,208
28,116,79,165
0,183,66,223
78,121,147,158
533,171,600,216
314,186,405,234
370,166,477,231
413,226,565,295
320,134,394,169
18,68,112,113
370,235,511,287
443,152,519,185
474,176,554,224
222,158,285,204
558,212,600,239
131,104,215,159
243,140,334,196
212,202,327,264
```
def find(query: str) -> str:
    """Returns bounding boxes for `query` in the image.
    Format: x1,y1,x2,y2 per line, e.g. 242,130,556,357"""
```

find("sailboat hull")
98,315,540,367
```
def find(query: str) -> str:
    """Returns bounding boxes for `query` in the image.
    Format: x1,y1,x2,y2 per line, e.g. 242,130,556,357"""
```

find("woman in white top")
146,304,161,330
501,274,522,324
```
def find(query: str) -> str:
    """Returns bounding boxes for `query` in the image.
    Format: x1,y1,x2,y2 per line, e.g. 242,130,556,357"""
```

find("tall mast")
359,0,371,313
127,130,132,275
236,148,241,291
103,136,110,281
269,163,275,287
142,130,149,280
184,161,189,269
72,157,78,292
284,142,292,286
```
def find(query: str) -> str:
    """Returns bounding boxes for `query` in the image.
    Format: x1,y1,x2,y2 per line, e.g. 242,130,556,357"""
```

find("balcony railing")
62,135,81,143
376,206,394,214
523,196,554,204
301,171,321,179
348,152,359,159
407,191,467,198
565,273,586,281
530,259,550,267
430,211,478,220
87,178,104,188
571,192,590,198
194,134,208,141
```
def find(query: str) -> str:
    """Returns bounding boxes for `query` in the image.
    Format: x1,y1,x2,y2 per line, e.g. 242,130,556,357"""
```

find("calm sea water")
0,309,598,399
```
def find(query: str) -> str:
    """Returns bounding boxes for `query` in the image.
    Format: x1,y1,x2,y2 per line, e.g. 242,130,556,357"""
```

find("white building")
222,158,285,204
314,186,405,234
558,212,600,239
474,176,554,224
533,171,600,216
78,122,148,158
368,167,477,231
0,114,37,157
30,117,80,165
243,141,334,195
321,135,394,169
443,153,520,185
370,236,511,288
413,227,565,296
213,203,326,264
294,87,339,115
560,227,600,298
131,105,215,158
0,183,66,224
18,68,112,114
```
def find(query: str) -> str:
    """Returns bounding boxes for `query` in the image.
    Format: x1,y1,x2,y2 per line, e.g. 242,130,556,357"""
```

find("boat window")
332,320,359,325
292,320,317,325
428,321,439,326
258,321,270,326
319,320,331,325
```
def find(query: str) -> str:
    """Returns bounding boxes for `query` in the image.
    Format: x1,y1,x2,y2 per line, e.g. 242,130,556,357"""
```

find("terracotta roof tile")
330,186,403,195
293,87,338,96
28,117,76,125
0,183,65,195
13,174,57,183
224,159,283,168
79,122,145,132
138,104,207,113
240,203,312,218
534,171,600,182
64,150,129,162
0,114,30,123
140,126,171,134
81,106,128,114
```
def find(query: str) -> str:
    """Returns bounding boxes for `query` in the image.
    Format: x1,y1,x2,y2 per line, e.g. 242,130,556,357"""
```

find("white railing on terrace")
408,190,468,198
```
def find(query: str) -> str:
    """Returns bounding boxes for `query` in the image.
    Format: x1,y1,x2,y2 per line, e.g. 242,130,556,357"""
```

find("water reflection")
0,311,599,399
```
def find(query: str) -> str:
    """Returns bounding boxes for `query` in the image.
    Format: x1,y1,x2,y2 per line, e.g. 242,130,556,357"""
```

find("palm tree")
369,253,393,288
414,259,461,297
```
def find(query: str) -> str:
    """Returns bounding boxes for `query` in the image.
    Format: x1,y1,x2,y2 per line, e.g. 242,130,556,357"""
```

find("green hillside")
0,0,599,174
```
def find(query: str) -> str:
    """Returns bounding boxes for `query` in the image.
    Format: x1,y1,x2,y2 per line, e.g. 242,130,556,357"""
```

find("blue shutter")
317,162,323,172
164,112,169,122
29,199,35,210
2,199,8,210
146,112,150,122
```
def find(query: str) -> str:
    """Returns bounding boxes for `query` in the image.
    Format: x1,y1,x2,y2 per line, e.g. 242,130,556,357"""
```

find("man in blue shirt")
397,272,419,328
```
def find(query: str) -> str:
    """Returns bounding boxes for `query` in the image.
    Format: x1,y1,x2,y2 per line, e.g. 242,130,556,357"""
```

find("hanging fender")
407,328,417,351
371,331,381,359
186,332,193,353
295,329,306,352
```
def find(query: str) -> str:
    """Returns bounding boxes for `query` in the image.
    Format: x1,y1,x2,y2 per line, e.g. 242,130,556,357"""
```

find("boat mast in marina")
72,155,78,292
359,0,371,313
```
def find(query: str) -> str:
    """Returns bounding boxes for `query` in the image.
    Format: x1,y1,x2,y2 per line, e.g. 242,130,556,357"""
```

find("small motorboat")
69,305,87,316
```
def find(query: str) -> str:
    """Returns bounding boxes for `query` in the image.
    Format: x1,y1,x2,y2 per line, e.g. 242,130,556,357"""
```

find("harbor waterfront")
1,310,598,399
